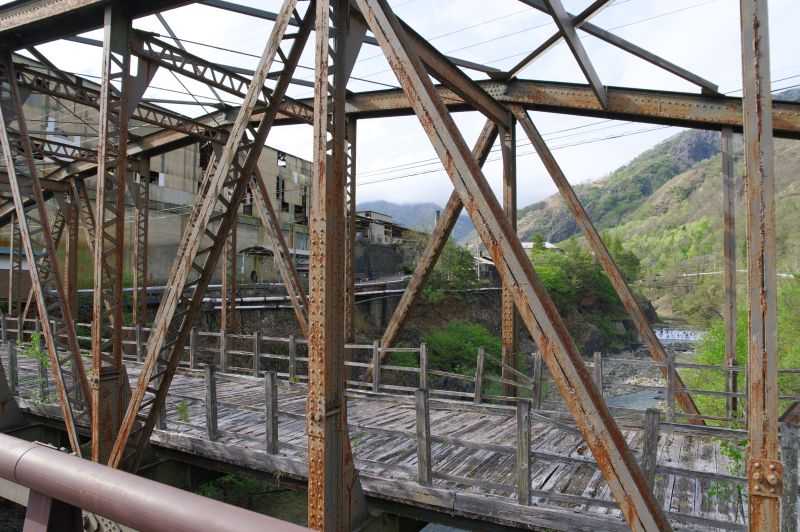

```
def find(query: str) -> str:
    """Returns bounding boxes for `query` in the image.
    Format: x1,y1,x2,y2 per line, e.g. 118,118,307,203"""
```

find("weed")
707,437,747,503
177,400,190,422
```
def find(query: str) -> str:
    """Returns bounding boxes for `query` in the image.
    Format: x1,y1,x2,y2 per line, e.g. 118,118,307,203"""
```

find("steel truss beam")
514,0,719,93
508,0,612,78
542,0,608,108
132,157,150,326
379,120,497,351
250,167,309,338
740,1,780,529
512,106,703,423
306,0,367,527
107,0,313,472
344,118,357,344
353,0,669,529
0,55,90,455
7,214,20,318
21,195,68,324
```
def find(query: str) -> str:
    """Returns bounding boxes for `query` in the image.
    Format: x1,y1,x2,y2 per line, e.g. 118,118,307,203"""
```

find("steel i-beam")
345,118,357,344
740,0,781,529
306,0,367,528
353,1,670,528
500,119,518,396
107,0,312,472
721,127,738,419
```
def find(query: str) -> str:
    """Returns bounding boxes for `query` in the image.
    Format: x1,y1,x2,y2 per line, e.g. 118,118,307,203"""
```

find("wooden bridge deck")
4,351,751,531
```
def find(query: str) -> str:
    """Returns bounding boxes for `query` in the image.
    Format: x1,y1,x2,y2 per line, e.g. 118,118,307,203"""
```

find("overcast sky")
17,0,800,209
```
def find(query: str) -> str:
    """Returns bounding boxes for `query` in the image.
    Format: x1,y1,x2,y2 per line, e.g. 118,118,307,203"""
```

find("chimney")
434,209,441,227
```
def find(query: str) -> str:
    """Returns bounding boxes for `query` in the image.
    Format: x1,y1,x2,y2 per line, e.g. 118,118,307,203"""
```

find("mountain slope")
357,199,475,242
514,129,727,244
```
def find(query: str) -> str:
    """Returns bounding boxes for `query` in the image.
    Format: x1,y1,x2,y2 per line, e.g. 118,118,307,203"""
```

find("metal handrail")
0,433,307,532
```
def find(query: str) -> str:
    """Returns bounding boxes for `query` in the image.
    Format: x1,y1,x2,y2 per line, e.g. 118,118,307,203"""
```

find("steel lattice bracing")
107,0,314,472
352,0,670,528
0,1,788,530
0,55,90,455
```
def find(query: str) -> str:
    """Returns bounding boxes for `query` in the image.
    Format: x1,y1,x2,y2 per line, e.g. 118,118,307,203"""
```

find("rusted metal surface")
379,120,498,353
132,157,150,326
249,167,309,338
507,0,612,78
512,106,703,425
7,215,20,319
500,120,517,397
306,0,367,528
355,0,670,529
20,196,67,324
92,3,132,463
221,223,237,333
721,127,738,419
542,0,608,108
0,433,308,532
107,0,312,472
0,55,90,455
740,0,780,529
399,20,510,128
515,0,718,93
345,118,357,344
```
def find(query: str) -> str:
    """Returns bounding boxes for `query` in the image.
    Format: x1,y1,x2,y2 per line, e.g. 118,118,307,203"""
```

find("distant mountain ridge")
357,199,475,243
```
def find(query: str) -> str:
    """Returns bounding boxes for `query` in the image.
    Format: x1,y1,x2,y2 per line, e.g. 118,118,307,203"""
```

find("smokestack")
434,209,441,227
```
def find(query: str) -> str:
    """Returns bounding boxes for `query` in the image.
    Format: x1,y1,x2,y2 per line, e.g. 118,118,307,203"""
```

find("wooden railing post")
531,351,542,410
8,341,17,396
781,422,799,532
205,364,218,441
253,330,261,377
189,327,198,370
666,351,676,423
288,335,297,382
34,332,46,401
415,388,431,486
34,316,40,335
641,408,660,489
135,323,143,362
265,371,278,454
593,351,603,394
372,340,381,393
1,314,6,344
517,400,531,505
16,316,22,344
219,329,228,373
419,342,428,390
474,347,485,404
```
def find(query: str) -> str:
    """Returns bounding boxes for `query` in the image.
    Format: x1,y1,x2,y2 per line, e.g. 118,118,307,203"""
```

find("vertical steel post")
721,127,738,419
93,2,131,463
345,118,358,345
7,215,20,320
132,157,150,326
65,184,79,321
501,120,518,397
306,1,367,528
741,1,781,528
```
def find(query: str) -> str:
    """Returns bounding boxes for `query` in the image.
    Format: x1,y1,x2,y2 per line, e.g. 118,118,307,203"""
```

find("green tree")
400,229,477,302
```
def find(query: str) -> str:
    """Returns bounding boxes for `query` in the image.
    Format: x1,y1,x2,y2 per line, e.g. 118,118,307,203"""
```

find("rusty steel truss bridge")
0,0,796,530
